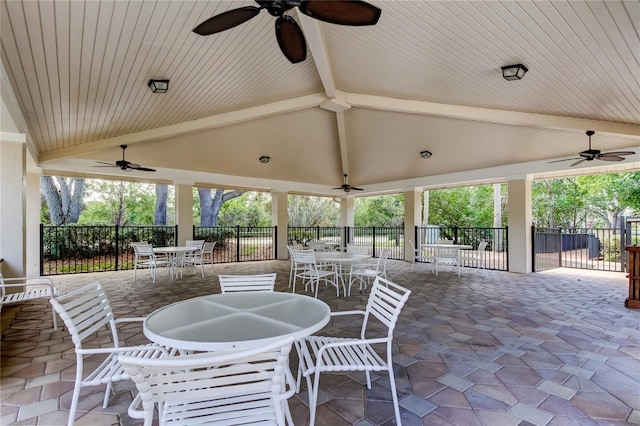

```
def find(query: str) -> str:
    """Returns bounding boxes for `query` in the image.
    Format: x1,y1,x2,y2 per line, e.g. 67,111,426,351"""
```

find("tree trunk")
40,176,85,225
198,188,245,226
155,184,168,225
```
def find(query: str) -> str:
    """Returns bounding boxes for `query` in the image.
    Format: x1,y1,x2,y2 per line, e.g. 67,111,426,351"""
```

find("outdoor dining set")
0,239,493,426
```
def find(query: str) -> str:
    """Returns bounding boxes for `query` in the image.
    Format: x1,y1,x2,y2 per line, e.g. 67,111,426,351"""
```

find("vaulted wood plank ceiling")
1,0,638,195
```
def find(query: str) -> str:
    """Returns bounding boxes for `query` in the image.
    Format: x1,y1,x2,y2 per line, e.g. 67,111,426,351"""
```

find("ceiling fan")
94,145,156,172
334,174,363,192
192,0,382,63
549,130,635,167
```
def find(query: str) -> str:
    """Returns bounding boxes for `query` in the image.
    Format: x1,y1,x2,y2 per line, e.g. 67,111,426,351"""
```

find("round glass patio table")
143,292,331,351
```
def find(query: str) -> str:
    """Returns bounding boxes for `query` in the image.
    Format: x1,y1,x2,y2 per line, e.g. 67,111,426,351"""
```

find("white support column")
340,196,354,226
174,183,194,246
25,169,42,276
0,139,26,277
340,195,354,246
507,176,533,273
271,190,289,260
403,188,422,262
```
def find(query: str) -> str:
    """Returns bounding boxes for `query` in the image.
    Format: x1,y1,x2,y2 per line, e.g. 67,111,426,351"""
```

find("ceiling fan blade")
597,155,625,162
298,0,381,26
128,164,156,172
600,151,635,156
570,159,586,167
548,158,581,164
275,16,307,63
94,161,116,166
351,187,364,191
193,6,261,35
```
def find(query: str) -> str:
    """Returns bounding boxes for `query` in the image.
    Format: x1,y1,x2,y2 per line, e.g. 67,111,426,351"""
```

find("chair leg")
387,365,402,426
68,359,84,426
103,382,112,408
308,371,321,426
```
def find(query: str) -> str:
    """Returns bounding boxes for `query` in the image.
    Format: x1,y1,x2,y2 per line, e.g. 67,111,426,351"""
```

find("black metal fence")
193,226,275,263
41,224,176,275
533,219,639,272
416,226,508,271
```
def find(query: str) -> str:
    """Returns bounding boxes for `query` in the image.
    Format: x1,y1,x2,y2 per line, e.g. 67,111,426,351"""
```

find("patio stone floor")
1,260,639,425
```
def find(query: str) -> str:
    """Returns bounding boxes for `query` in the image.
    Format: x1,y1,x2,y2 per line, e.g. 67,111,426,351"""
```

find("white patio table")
143,292,331,352
314,251,371,293
421,243,473,276
153,246,197,279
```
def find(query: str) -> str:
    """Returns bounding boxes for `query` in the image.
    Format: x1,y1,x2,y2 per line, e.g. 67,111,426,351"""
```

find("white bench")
1,274,59,329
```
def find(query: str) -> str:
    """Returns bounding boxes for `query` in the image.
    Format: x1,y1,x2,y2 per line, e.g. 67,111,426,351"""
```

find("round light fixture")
259,156,270,163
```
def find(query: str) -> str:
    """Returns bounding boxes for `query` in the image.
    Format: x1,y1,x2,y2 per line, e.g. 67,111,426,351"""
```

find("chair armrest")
330,310,365,317
315,337,390,363
127,392,145,420
114,317,146,324
1,277,57,292
77,345,170,356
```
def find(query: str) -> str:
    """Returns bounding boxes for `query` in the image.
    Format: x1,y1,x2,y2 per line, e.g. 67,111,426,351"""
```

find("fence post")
558,227,562,268
174,225,179,246
274,225,278,259
39,223,44,276
115,225,120,271
454,226,459,244
372,226,376,257
531,225,536,273
234,225,239,262
505,225,509,272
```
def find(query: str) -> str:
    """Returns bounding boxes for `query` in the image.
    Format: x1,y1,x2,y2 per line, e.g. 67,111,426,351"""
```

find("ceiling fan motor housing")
579,149,600,159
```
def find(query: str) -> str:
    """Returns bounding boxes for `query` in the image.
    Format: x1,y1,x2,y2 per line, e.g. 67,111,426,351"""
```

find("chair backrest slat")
364,278,411,336
218,273,276,293
50,281,115,348
119,338,293,422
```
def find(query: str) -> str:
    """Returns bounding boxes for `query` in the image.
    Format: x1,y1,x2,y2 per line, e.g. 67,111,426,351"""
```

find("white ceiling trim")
298,13,336,97
347,93,640,138
38,92,328,162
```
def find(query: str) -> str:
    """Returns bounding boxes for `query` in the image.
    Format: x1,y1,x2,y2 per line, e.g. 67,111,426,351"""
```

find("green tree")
287,195,339,226
40,176,86,225
354,195,404,226
79,180,161,225
196,188,246,226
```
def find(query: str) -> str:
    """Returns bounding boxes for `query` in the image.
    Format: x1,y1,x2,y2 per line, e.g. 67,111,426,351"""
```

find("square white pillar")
507,177,533,273
271,190,288,260
403,188,422,262
0,140,26,277
175,184,194,246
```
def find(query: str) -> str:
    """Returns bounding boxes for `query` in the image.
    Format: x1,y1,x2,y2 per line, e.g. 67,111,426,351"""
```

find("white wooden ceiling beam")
297,13,336,98
347,93,640,139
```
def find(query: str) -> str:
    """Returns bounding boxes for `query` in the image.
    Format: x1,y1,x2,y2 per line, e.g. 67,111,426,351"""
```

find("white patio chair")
346,244,370,254
287,244,304,288
435,245,462,276
131,243,171,283
290,249,339,298
409,239,435,271
50,281,170,426
219,273,277,293
295,277,411,426
0,274,59,329
462,240,488,269
201,241,216,269
119,338,296,426
348,248,390,296
179,240,206,278
308,241,327,252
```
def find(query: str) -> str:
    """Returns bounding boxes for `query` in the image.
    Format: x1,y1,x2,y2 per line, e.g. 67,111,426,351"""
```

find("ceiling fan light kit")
548,130,635,167
501,64,528,81
193,0,382,64
147,79,170,93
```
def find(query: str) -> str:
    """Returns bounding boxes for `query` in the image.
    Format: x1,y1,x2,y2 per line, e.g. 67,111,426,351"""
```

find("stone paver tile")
16,398,59,421
629,409,640,425
25,372,60,388
571,391,633,420
399,394,437,416
472,383,518,405
431,406,483,426
559,364,594,379
438,374,474,392
471,360,502,373
475,409,522,426
508,402,553,426
536,380,577,400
